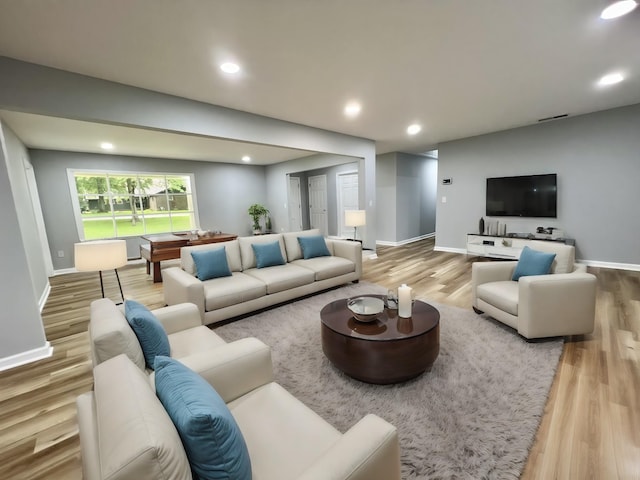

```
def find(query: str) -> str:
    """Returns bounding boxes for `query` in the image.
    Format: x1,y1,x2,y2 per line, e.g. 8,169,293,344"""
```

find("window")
69,170,199,240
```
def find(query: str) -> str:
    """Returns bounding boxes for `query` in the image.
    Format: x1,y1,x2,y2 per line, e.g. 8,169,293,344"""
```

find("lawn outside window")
68,169,199,240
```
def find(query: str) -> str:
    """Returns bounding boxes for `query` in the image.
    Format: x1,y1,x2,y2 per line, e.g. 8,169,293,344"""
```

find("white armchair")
471,241,597,339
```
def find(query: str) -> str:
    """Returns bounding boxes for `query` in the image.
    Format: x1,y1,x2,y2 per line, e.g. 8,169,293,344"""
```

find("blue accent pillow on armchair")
154,356,252,480
124,299,170,369
191,247,232,280
512,246,556,281
297,235,330,259
252,241,285,268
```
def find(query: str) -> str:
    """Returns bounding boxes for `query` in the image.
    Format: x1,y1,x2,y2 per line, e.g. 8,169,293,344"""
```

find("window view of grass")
82,214,193,240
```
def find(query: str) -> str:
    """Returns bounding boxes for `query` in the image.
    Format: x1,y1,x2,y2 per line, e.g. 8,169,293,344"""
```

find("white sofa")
76,347,402,480
163,229,362,325
471,241,597,339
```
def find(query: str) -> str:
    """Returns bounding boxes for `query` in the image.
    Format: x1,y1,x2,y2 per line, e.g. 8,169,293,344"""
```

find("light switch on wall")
441,196,447,203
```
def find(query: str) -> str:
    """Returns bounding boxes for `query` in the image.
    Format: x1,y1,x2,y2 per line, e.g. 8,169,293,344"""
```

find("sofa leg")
353,280,359,284
472,306,484,314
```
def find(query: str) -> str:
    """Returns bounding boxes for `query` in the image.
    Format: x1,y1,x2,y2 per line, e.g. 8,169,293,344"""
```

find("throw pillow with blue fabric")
191,247,232,280
252,241,285,268
154,356,252,480
297,235,330,259
512,246,557,281
124,299,170,369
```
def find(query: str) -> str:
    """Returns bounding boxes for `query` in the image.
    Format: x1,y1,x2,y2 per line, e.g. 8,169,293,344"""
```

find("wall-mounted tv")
486,174,557,218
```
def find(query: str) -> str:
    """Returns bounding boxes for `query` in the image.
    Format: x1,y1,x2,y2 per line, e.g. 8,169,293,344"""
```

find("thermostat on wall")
442,178,452,185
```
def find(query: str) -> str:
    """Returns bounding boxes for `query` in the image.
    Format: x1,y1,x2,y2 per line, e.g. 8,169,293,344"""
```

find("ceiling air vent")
537,113,569,122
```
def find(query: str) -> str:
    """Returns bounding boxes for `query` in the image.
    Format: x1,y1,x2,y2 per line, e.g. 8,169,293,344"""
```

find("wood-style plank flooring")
0,238,638,479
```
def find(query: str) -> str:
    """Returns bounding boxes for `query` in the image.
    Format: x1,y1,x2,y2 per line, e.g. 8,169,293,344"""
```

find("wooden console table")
140,232,237,282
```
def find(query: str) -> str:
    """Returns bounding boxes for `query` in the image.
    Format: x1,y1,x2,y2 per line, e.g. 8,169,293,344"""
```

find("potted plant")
248,203,269,234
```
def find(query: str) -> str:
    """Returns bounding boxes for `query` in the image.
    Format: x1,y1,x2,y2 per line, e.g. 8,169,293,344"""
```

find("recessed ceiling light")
220,62,240,74
598,72,624,86
242,155,251,162
344,102,362,117
100,142,114,150
407,124,422,135
600,0,638,19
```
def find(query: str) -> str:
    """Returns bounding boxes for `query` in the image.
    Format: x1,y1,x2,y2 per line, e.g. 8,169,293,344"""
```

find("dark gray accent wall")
30,150,267,269
0,123,48,359
435,103,640,266
376,152,438,243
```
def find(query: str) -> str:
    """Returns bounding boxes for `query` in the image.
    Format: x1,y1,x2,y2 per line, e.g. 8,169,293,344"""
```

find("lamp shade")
345,210,366,227
74,240,128,272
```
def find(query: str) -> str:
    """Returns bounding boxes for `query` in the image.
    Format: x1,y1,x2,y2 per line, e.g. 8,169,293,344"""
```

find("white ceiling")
0,0,638,161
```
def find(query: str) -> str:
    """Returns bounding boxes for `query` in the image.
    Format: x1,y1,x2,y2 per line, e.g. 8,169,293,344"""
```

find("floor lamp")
345,210,366,242
74,240,128,304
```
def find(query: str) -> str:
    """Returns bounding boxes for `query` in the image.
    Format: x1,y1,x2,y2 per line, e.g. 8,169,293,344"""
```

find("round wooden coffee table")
320,294,440,384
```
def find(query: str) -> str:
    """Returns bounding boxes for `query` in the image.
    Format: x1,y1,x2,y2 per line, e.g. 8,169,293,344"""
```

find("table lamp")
74,240,128,304
345,210,366,241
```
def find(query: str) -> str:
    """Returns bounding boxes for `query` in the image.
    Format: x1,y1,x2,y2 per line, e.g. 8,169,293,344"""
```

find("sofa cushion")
203,272,267,311
191,247,232,280
227,382,341,479
94,354,191,480
125,300,171,370
168,325,227,359
90,298,145,370
244,264,315,294
527,240,575,274
283,229,324,261
238,234,286,269
297,235,331,259
292,256,356,281
252,241,286,268
512,246,556,281
181,240,243,275
476,281,519,316
154,356,252,480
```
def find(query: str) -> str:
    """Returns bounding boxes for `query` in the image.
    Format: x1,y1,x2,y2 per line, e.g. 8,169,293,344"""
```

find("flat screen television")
486,174,557,218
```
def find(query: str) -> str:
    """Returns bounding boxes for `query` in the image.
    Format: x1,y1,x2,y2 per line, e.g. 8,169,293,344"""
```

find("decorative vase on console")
479,217,485,235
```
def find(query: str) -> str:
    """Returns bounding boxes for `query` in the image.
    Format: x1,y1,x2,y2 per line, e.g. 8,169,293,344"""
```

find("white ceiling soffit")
0,111,316,165
0,2,638,154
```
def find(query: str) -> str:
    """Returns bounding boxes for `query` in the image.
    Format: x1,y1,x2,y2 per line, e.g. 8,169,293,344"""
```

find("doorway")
288,175,303,232
337,171,359,238
308,174,328,236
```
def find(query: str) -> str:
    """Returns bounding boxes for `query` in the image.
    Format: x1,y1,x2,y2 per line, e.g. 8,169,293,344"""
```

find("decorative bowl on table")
347,296,385,323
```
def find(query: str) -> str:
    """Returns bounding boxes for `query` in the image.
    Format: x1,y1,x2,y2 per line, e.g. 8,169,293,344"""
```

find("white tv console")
466,234,575,260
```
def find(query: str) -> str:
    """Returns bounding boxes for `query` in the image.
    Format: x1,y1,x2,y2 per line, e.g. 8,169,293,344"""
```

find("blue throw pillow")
154,356,252,480
297,235,330,259
125,299,170,370
251,241,285,268
191,247,232,280
512,246,556,281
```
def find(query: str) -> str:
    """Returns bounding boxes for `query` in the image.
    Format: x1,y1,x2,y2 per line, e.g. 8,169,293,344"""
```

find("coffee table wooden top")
320,294,440,341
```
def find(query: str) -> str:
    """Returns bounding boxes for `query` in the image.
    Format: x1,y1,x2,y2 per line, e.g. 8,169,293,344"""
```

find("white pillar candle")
398,284,412,318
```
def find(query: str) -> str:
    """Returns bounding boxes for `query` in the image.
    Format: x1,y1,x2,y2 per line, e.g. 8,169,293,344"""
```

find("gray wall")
376,152,438,244
435,103,640,266
0,122,48,360
30,150,267,270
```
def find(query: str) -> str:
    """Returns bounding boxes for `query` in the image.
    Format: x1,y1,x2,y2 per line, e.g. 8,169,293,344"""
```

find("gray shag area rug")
214,282,563,479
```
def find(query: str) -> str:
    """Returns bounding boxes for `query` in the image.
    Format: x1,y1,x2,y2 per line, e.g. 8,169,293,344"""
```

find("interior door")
288,175,303,231
308,175,328,236
337,172,359,238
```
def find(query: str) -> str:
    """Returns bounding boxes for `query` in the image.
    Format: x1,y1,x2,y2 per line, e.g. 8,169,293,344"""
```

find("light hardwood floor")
0,238,637,479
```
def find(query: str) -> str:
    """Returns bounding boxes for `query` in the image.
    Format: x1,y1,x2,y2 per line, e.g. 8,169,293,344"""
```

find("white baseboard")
53,267,77,276
38,282,51,313
0,342,53,372
578,259,640,272
376,233,435,247
434,246,467,254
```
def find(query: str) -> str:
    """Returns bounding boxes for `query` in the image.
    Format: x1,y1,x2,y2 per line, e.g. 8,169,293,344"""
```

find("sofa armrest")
518,272,597,338
162,266,206,319
152,302,202,333
152,338,274,403
298,414,401,480
330,239,362,279
76,392,101,480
